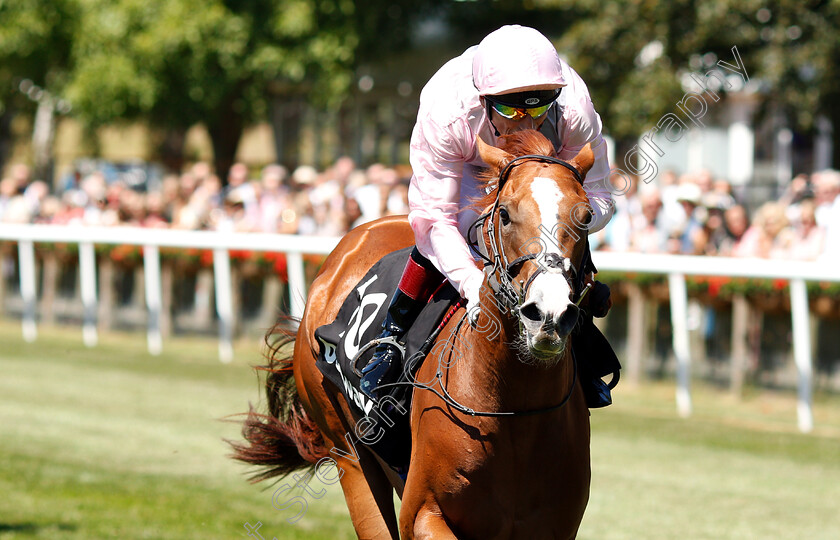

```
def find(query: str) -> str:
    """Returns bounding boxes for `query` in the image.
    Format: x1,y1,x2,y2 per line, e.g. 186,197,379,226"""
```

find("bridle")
467,153,592,314
375,153,593,417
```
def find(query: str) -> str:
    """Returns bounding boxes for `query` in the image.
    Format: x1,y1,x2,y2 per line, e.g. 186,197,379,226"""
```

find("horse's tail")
229,319,329,482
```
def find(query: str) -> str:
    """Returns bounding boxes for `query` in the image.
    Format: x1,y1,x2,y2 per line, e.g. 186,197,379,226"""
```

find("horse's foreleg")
336,457,399,540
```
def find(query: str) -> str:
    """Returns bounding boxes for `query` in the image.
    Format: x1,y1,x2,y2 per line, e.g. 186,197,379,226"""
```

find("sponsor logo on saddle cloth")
318,274,387,415
314,247,460,420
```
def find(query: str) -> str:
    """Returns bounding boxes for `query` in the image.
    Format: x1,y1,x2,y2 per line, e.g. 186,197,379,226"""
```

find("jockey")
360,25,617,407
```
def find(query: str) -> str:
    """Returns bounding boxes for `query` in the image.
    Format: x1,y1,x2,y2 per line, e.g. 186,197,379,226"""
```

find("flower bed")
30,243,290,282
597,271,840,318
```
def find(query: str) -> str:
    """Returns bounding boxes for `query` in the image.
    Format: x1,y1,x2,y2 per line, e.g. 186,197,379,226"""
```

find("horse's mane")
470,130,557,213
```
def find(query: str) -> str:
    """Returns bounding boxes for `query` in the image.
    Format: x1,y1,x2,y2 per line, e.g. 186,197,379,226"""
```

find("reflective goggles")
488,100,554,121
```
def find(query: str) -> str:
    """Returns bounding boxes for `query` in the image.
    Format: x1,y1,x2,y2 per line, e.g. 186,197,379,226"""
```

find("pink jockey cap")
472,25,566,96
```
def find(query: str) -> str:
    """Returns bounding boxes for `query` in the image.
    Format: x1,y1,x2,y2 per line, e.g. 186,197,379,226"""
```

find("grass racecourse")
1,319,839,540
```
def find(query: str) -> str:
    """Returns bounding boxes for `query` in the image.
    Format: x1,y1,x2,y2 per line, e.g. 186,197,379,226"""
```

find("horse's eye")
499,208,511,226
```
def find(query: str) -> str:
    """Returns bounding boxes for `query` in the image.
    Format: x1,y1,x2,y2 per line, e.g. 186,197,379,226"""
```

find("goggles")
484,89,560,121
489,100,553,121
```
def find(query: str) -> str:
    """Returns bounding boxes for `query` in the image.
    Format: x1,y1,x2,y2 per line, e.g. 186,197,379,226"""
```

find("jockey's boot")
580,361,614,408
360,248,444,400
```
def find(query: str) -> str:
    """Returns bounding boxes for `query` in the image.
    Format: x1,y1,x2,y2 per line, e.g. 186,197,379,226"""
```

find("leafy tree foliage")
540,0,840,165
65,0,361,175
2,0,838,175
0,0,79,174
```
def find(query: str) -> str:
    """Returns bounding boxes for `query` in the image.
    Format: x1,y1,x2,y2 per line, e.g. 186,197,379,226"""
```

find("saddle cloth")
314,247,461,471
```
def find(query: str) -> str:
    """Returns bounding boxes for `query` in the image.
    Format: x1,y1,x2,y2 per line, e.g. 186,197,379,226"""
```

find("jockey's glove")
467,304,481,327
589,281,612,318
463,274,483,328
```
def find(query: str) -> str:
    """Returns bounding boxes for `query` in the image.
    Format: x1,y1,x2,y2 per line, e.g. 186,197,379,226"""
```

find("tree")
0,0,78,181
65,0,359,177
538,0,840,167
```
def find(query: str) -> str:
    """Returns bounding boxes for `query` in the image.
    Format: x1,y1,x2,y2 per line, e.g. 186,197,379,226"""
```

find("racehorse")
232,129,596,539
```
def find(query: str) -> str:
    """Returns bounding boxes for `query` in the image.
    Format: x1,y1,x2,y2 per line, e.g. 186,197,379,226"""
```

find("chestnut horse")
233,130,596,539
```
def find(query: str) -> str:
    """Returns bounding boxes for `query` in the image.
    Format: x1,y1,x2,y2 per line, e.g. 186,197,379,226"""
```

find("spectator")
700,189,732,255
812,169,840,228
0,177,17,219
211,187,257,232
657,169,685,234
345,170,377,226
353,167,384,223
674,182,705,254
8,163,31,194
694,169,714,195
717,204,750,256
821,199,840,262
732,202,793,259
385,179,410,217
22,180,49,219
143,192,169,228
159,174,182,222
780,173,811,227
343,195,365,231
257,164,294,233
225,162,259,223
290,165,318,192
293,190,317,235
788,199,825,261
629,188,667,253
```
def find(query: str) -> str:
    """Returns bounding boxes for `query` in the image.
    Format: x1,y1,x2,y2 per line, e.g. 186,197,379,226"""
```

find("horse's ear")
569,143,594,185
477,135,514,172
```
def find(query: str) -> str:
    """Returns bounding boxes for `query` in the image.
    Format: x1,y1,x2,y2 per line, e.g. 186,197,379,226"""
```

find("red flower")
229,249,252,261
199,250,214,267
263,252,288,282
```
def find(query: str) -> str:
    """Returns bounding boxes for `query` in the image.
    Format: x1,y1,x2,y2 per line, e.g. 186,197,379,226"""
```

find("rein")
376,308,579,417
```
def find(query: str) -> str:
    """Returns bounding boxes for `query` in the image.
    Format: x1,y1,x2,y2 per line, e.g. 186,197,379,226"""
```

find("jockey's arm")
406,117,485,310
556,98,615,234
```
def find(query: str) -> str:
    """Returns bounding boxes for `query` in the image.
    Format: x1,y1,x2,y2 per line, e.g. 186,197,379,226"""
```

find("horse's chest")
434,429,590,538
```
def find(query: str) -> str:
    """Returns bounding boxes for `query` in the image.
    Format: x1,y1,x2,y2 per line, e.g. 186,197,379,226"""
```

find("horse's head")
473,130,595,364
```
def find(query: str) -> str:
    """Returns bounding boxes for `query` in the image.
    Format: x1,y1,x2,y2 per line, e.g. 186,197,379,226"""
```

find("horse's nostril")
557,304,580,332
519,303,542,323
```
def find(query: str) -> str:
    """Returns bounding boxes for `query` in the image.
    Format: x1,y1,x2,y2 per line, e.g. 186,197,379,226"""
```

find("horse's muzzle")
519,302,580,358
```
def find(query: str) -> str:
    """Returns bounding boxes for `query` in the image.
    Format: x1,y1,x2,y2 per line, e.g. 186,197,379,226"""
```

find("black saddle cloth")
314,247,460,472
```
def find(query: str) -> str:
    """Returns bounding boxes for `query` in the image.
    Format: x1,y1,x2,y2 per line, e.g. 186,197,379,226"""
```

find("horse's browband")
497,154,583,192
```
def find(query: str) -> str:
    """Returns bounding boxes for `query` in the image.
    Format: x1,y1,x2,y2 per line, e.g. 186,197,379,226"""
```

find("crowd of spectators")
595,167,839,262
1,158,838,262
0,158,411,238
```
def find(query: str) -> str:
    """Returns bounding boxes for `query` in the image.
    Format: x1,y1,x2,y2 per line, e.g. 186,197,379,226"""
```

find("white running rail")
1,224,838,432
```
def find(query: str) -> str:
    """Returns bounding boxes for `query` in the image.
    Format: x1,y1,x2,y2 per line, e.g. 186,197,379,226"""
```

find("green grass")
0,321,355,540
584,383,840,540
0,320,838,539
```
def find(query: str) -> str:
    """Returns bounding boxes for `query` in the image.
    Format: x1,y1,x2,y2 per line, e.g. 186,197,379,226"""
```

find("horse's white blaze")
531,177,564,254
529,272,574,317
528,177,573,316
